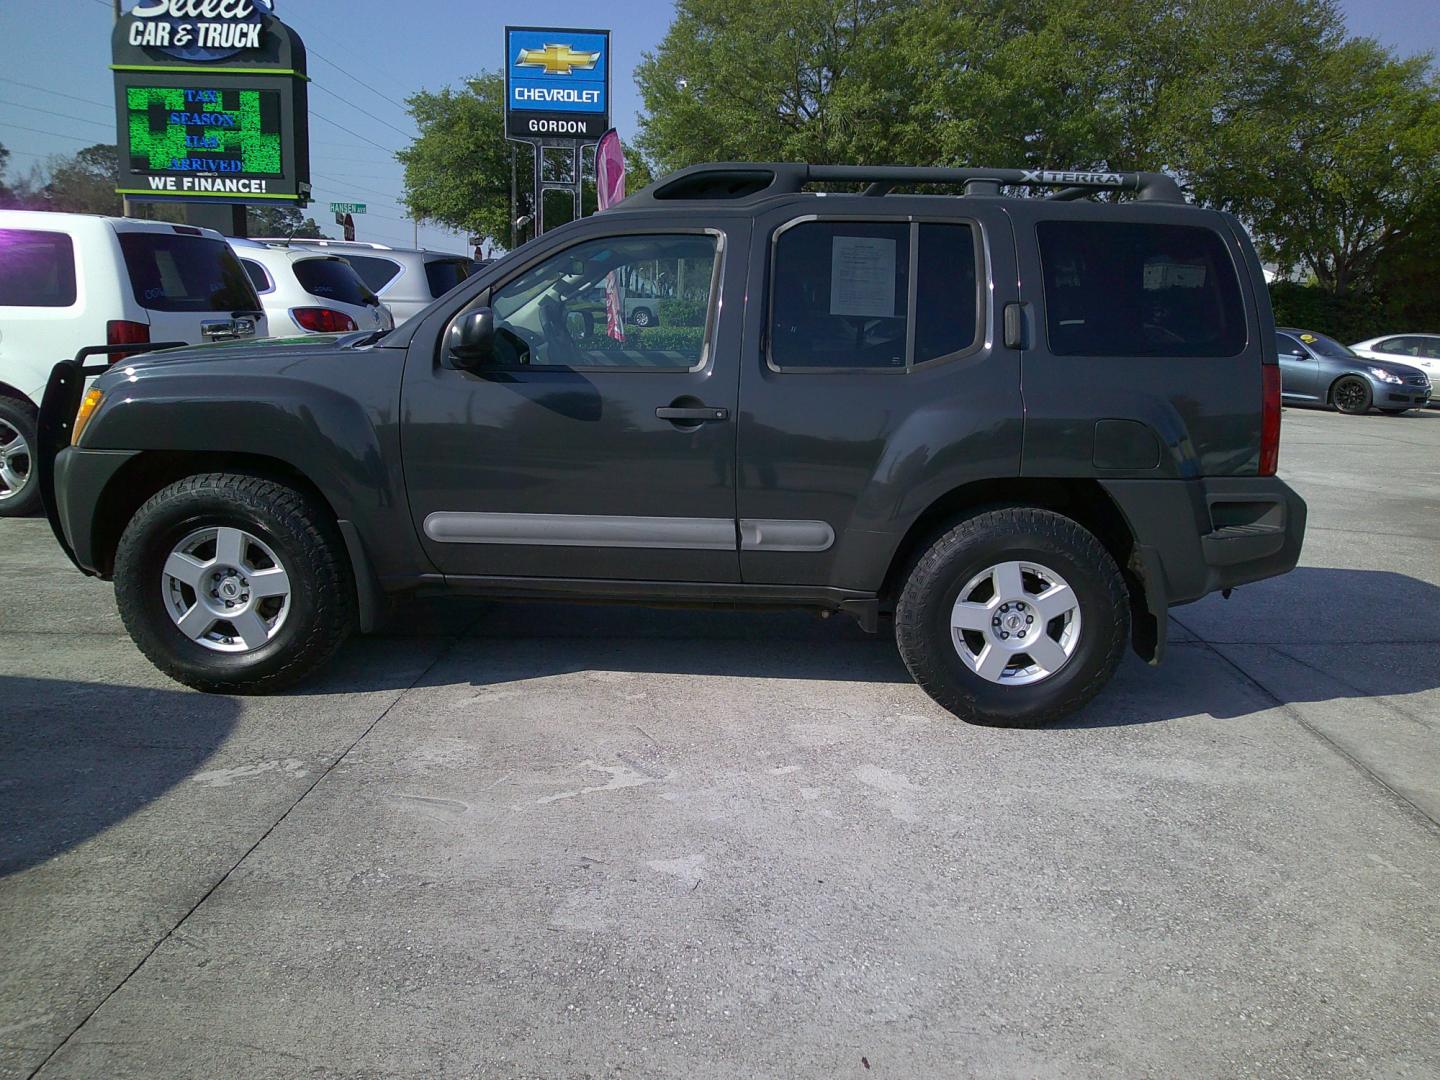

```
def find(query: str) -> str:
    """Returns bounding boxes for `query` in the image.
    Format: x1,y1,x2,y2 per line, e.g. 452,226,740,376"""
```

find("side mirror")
566,309,595,339
447,308,495,369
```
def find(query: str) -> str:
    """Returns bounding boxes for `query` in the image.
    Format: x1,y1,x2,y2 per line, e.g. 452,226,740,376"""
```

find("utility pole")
114,0,133,218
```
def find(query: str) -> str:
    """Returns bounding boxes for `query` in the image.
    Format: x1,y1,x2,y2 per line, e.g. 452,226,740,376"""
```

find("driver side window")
488,233,720,370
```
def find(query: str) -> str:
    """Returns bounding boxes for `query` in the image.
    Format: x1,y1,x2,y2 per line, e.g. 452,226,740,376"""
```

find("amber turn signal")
72,389,104,446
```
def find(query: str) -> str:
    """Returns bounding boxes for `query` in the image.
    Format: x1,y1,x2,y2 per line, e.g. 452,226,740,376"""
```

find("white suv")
0,210,266,516
1352,334,1440,401
231,240,394,337
253,238,477,325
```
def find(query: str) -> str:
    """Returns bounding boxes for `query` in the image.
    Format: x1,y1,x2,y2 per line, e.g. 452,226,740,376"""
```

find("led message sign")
113,2,309,204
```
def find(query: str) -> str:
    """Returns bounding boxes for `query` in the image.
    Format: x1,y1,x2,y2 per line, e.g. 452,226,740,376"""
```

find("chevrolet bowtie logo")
516,43,601,76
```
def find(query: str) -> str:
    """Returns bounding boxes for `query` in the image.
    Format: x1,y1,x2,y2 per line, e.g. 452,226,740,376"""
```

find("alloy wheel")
0,417,31,502
948,560,1082,685
161,526,292,653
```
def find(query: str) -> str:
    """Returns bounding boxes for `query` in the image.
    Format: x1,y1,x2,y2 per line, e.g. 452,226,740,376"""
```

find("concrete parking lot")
2,407,1438,1079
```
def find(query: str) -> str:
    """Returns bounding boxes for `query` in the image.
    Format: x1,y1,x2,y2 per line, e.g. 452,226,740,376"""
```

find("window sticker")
830,236,896,317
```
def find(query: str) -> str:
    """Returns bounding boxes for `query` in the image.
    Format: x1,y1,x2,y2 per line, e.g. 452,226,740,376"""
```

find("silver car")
254,239,478,325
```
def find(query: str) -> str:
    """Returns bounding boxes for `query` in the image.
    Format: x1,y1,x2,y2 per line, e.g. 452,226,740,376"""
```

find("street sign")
504,26,611,140
329,202,366,215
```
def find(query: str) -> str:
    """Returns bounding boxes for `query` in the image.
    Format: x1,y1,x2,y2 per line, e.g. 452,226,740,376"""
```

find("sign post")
112,0,311,236
503,25,611,239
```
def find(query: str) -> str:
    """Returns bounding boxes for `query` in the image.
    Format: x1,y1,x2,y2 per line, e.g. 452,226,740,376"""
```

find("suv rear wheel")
0,397,40,518
895,508,1129,727
114,473,356,693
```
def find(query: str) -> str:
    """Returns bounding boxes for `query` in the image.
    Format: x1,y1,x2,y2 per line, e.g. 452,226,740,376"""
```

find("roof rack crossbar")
635,162,1184,205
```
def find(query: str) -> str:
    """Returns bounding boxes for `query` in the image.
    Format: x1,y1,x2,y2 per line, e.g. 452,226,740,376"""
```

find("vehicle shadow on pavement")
370,565,1440,728
0,676,239,877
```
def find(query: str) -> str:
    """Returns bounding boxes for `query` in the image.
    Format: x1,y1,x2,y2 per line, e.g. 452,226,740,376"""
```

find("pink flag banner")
596,129,627,341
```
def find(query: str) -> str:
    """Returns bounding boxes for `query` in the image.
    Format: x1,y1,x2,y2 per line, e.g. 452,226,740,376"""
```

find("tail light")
291,307,357,333
1259,364,1281,476
106,319,149,363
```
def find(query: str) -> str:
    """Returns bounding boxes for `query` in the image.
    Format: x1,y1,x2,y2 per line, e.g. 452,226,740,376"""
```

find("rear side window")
293,258,377,307
769,220,980,370
341,254,401,293
424,258,471,298
770,221,910,369
240,259,271,293
1037,221,1246,357
118,232,260,312
0,229,77,307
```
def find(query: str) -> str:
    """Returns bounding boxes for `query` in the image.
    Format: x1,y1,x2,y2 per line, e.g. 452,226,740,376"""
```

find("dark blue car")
1276,328,1431,415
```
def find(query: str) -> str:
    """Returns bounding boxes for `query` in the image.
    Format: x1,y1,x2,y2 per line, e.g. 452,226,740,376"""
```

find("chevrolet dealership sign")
504,26,610,139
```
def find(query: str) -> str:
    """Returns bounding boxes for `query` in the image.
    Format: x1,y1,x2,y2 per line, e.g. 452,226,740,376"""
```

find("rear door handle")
656,406,729,422
1003,302,1030,350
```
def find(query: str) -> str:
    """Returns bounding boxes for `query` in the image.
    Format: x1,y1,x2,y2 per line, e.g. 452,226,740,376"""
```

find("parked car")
1351,334,1440,403
0,210,264,516
252,239,476,325
1276,328,1431,415
41,162,1306,727
230,240,394,337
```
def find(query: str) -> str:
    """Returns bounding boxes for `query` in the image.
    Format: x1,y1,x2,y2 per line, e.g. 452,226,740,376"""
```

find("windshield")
1297,331,1356,359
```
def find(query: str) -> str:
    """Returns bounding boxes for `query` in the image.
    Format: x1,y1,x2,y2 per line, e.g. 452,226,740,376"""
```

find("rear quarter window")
292,258,377,307
0,229,77,307
118,232,260,313
424,258,471,298
340,254,402,293
1037,220,1246,357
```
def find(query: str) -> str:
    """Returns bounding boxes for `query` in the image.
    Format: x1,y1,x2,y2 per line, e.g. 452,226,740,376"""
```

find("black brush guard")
37,343,183,573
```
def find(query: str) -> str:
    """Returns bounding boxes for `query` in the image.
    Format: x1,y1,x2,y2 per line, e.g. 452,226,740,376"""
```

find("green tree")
398,73,512,246
246,204,328,238
43,144,122,214
399,72,651,247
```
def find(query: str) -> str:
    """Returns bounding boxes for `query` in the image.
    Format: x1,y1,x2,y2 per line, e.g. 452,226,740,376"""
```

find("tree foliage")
398,73,656,249
637,0,1440,324
246,204,327,238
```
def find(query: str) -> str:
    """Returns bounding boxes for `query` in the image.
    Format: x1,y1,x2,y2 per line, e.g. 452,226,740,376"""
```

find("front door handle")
656,406,729,422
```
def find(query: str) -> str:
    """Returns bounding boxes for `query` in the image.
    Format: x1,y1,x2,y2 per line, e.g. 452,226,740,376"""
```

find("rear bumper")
1102,475,1307,607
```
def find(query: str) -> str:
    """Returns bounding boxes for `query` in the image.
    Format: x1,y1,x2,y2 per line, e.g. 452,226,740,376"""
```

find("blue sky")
1,0,1436,251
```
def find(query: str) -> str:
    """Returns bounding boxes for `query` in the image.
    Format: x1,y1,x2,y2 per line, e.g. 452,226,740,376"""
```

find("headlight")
1368,367,1404,385
72,388,104,445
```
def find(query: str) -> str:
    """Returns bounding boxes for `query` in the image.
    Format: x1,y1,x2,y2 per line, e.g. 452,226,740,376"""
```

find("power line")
311,172,407,203
3,123,101,146
305,50,413,118
309,111,398,156
0,77,111,110
1,99,114,132
310,82,415,141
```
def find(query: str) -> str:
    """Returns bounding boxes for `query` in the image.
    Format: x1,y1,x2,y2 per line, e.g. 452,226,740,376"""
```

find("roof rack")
626,163,1185,206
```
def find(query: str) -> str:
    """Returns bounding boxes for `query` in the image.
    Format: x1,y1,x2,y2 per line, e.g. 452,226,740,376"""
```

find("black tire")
894,508,1129,727
114,473,356,693
1331,375,1372,415
630,307,654,327
0,396,41,518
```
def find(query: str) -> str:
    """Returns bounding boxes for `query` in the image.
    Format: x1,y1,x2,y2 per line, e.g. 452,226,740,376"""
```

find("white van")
0,210,266,516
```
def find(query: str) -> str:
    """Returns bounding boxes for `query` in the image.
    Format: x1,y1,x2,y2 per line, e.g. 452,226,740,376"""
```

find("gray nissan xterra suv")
39,163,1306,727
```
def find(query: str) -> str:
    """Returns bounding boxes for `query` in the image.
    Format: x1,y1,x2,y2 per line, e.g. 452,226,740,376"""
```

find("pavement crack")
1170,613,1440,839
21,622,478,1080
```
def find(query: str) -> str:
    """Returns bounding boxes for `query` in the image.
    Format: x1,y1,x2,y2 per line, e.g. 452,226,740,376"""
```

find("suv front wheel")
114,473,356,693
895,508,1129,727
